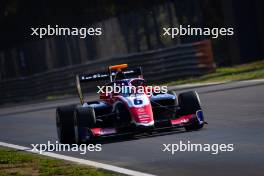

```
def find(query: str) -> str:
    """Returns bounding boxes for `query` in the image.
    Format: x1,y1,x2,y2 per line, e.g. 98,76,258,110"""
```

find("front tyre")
178,91,204,131
56,105,76,144
74,107,96,144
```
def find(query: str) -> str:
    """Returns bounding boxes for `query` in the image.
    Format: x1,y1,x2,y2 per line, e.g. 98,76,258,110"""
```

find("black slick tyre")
56,105,76,144
114,102,131,127
178,91,204,131
74,106,96,144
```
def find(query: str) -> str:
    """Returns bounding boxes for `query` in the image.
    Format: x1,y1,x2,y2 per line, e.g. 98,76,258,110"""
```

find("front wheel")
178,91,204,130
56,105,76,144
74,107,96,144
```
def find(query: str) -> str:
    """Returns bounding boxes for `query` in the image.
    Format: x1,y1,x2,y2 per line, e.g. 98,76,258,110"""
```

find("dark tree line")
0,0,264,80
0,0,225,49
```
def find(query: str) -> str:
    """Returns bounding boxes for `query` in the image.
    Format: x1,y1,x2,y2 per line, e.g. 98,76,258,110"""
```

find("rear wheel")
178,91,204,131
114,102,134,138
168,90,178,106
74,107,96,143
56,105,76,144
114,102,131,127
167,90,178,119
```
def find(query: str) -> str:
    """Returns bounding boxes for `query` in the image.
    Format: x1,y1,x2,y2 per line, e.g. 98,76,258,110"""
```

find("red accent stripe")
170,114,194,125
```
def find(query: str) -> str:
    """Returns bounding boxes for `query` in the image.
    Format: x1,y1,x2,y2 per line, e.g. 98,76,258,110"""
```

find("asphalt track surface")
0,80,264,176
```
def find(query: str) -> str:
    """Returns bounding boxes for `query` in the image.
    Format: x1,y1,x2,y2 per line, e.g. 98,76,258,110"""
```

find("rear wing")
78,67,142,83
76,65,142,104
79,72,109,82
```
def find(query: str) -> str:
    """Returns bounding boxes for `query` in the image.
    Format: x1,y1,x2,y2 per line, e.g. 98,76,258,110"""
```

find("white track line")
240,79,264,83
168,81,226,90
0,141,156,176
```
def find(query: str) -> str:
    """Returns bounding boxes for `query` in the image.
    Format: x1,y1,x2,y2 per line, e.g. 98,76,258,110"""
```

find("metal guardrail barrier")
0,40,215,104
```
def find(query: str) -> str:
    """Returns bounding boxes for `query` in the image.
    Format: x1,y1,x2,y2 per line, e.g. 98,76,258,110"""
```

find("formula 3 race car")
56,64,205,144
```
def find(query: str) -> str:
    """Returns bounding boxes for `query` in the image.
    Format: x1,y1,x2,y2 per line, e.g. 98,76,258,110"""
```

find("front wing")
78,110,204,141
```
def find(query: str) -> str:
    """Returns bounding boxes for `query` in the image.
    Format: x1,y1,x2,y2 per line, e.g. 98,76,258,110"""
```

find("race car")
56,64,205,144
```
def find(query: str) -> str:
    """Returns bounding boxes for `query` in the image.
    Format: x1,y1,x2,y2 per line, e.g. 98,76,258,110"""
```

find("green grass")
165,60,264,86
0,147,121,176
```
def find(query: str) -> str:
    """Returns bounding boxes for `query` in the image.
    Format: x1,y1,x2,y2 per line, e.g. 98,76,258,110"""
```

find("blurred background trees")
0,0,263,80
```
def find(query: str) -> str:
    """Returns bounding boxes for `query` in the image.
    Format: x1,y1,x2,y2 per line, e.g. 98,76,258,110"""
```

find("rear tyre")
167,90,178,119
74,107,96,144
178,91,204,131
114,102,131,127
56,105,76,144
168,90,178,106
